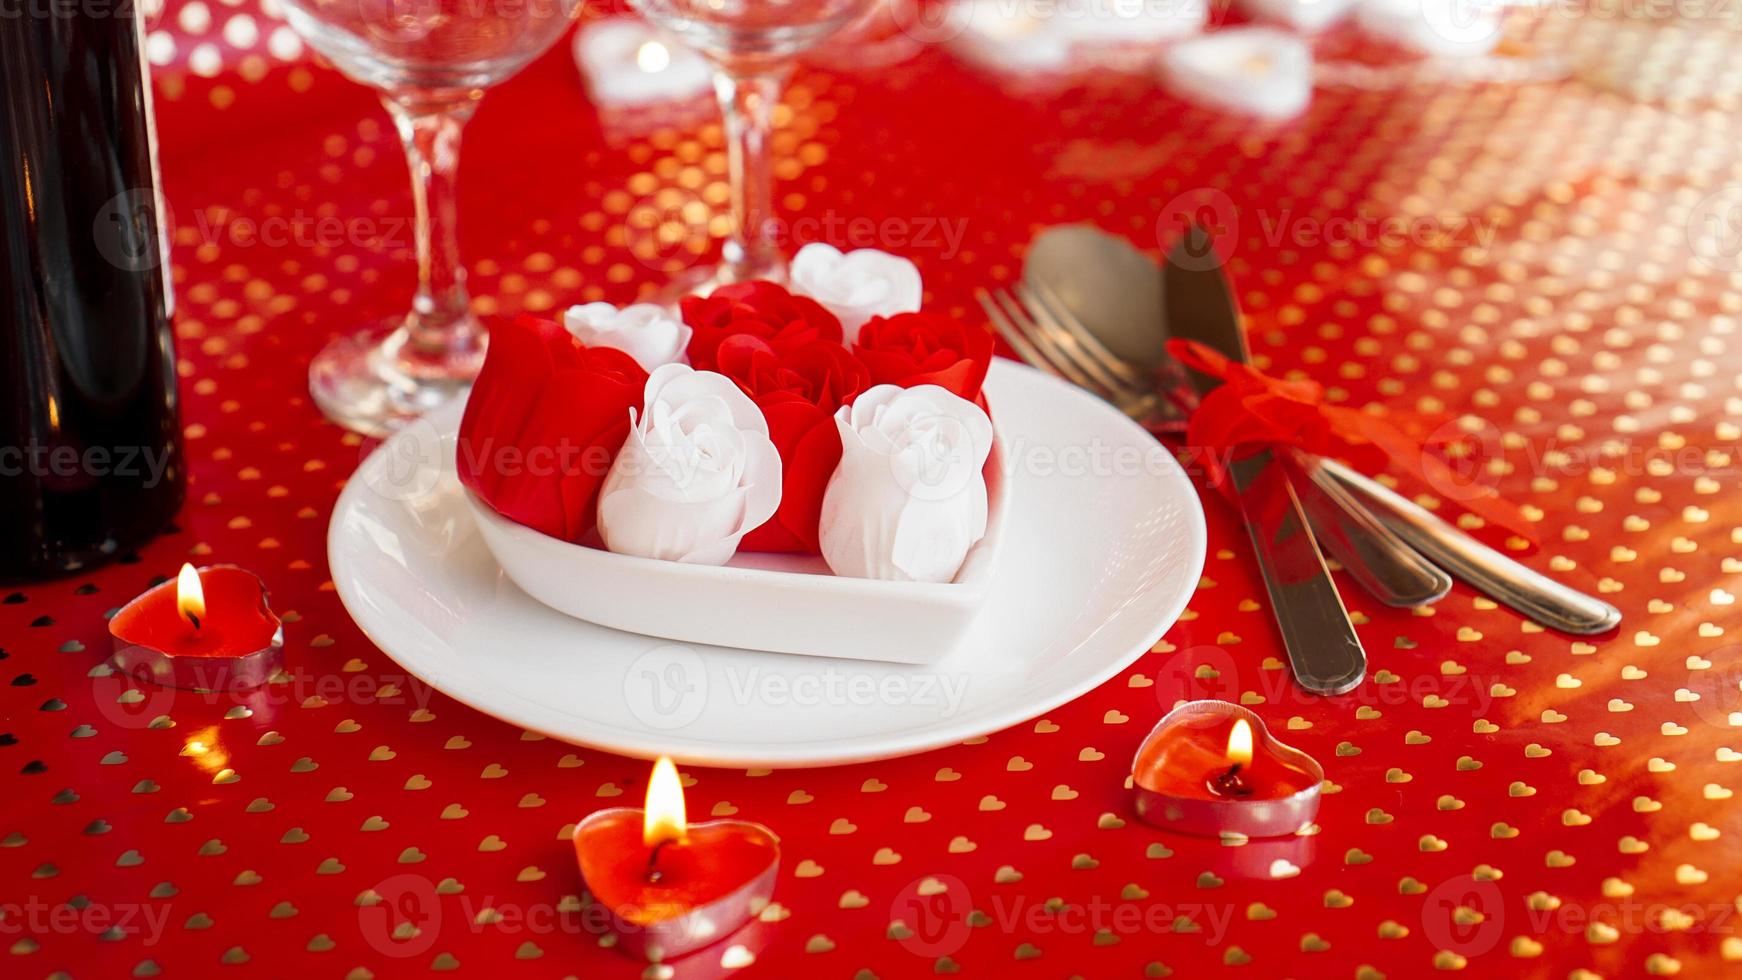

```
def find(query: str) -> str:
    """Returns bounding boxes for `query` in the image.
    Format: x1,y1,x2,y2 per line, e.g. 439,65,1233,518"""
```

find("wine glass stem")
385,95,482,367
713,67,789,282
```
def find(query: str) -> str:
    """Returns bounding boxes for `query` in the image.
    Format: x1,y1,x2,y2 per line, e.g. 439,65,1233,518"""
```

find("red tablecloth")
5,6,1740,978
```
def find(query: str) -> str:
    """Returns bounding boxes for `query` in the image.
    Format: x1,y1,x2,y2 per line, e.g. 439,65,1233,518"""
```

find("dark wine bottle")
1,6,185,582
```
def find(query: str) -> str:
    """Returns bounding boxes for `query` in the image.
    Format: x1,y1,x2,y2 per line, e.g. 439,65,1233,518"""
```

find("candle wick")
187,611,202,631
1211,761,1254,798
645,838,673,884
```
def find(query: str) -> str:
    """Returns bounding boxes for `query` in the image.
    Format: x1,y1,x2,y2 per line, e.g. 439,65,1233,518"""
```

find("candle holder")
573,16,711,108
572,758,779,962
109,564,284,691
574,808,778,961
1131,700,1323,838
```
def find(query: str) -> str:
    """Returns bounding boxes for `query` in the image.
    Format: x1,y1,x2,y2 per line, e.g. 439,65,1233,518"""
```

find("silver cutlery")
1010,221,1621,636
1153,225,1618,636
980,279,1370,696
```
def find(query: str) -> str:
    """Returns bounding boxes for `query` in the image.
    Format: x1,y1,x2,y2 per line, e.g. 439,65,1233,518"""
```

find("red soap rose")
457,314,648,543
715,335,870,553
682,280,844,371
853,311,996,406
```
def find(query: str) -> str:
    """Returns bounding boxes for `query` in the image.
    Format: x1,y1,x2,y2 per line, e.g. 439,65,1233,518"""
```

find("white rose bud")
819,384,995,583
564,302,693,371
788,243,922,344
598,364,782,565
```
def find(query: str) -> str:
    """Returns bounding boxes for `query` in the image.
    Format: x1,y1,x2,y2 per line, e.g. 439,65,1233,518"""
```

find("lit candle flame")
635,40,671,73
1227,719,1254,768
176,563,206,631
643,756,688,848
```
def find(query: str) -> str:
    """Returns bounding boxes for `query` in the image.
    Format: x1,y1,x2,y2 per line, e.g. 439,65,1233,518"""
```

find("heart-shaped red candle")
1131,700,1323,838
109,564,283,690
574,758,779,961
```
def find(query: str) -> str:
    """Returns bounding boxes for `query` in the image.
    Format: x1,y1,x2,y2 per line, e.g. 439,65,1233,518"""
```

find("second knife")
1165,227,1368,695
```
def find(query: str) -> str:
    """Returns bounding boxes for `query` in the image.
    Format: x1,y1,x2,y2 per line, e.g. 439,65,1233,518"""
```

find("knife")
1165,226,1368,695
1311,458,1622,634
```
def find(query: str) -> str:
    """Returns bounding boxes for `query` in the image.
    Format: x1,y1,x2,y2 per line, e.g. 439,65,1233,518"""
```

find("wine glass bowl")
282,0,573,93
278,0,579,436
634,0,878,63
629,0,878,292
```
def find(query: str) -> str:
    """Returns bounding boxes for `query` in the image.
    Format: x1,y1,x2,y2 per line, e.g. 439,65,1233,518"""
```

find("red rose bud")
853,311,996,407
457,314,649,542
715,336,870,553
681,280,843,371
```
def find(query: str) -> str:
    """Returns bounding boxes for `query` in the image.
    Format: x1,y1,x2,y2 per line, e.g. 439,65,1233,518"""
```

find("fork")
978,281,1454,609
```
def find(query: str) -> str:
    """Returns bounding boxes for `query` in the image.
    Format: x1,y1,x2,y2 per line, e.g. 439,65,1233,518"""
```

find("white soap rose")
819,385,995,583
598,364,782,564
564,302,693,371
788,243,922,343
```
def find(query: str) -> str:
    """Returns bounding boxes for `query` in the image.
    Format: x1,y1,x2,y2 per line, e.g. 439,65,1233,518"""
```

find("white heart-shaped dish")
465,435,1009,664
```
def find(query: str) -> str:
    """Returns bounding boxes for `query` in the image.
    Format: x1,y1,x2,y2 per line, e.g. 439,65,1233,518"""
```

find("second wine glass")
630,0,878,293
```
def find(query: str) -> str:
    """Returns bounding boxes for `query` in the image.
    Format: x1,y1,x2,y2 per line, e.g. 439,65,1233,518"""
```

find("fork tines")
977,282,1163,423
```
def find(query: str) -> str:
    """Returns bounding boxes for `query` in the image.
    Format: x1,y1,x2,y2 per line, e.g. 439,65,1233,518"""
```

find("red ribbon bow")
1166,339,1538,545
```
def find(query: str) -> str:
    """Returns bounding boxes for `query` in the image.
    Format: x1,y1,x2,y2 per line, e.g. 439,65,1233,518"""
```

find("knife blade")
1165,226,1368,694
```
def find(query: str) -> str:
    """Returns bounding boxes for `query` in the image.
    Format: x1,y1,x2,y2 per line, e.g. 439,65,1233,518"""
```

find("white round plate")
327,360,1206,768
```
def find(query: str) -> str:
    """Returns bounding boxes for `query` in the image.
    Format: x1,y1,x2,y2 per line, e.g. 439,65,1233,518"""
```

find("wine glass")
280,0,581,436
629,0,878,293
